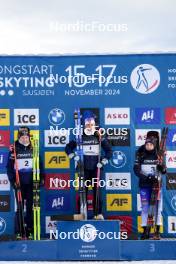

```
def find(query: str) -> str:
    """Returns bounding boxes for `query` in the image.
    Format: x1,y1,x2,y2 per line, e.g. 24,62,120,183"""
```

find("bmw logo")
0,217,6,235
110,151,126,168
48,108,65,126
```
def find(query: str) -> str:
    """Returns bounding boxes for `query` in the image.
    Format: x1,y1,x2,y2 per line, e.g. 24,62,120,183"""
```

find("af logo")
130,64,160,94
110,151,126,168
48,108,65,126
80,224,97,242
0,217,6,234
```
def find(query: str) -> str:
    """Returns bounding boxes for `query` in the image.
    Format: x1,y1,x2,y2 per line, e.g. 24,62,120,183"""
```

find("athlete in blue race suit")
65,110,112,219
134,136,166,240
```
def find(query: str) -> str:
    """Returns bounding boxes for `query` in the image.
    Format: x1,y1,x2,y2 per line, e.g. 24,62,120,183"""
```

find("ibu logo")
131,64,160,94
0,217,6,234
135,108,160,124
80,224,97,242
48,108,65,126
110,151,126,168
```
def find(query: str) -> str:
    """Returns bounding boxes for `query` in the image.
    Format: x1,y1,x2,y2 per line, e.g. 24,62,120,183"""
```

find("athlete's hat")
145,136,157,147
18,127,30,139
82,110,96,123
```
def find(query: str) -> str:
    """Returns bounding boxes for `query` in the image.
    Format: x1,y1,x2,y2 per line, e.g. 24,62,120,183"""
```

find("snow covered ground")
1,261,176,264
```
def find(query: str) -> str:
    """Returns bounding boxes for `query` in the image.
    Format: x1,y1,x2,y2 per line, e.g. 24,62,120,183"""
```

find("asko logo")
135,129,160,146
0,131,10,147
166,151,176,168
0,174,10,191
45,173,70,190
106,194,132,211
105,108,130,125
165,108,176,124
14,109,39,126
45,216,57,234
45,152,69,169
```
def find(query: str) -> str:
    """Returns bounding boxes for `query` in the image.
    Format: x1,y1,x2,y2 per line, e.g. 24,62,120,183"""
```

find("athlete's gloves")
68,153,80,161
97,158,108,168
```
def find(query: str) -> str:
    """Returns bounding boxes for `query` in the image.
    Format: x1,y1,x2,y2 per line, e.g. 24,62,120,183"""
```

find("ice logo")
79,224,97,242
110,151,126,168
48,108,65,125
130,64,160,94
0,217,6,235
171,195,176,211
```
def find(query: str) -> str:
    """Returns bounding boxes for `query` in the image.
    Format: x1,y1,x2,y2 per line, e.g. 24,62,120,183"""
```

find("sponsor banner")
135,108,160,124
168,216,176,233
0,152,8,170
14,109,39,126
105,173,131,190
0,216,6,235
106,128,130,146
171,195,176,211
166,173,176,190
166,151,176,169
0,109,10,126
44,130,69,147
46,193,70,211
14,130,39,142
166,129,176,147
45,152,70,169
0,174,10,191
45,173,70,190
165,108,176,124
107,215,132,235
130,64,160,94
137,216,163,233
110,150,127,169
45,216,57,234
106,194,132,211
0,195,10,212
105,108,130,125
76,193,93,211
0,130,10,147
135,129,160,146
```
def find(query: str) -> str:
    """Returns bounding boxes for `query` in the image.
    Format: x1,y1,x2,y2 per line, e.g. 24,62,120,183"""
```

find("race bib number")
83,144,99,156
141,164,157,175
15,158,33,172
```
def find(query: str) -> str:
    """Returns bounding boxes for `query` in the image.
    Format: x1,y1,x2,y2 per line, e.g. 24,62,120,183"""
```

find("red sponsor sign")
0,131,10,147
76,193,93,211
45,173,70,190
165,108,176,124
107,215,132,235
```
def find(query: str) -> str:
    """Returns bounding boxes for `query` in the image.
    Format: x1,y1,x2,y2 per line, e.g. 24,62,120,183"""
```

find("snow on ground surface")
1,261,176,264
